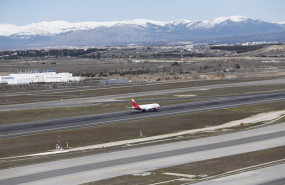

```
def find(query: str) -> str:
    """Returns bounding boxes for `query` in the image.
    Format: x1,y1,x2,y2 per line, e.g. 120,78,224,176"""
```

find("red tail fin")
132,98,141,110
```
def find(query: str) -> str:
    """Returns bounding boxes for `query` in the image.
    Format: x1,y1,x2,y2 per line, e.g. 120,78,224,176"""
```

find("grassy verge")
275,116,285,124
87,146,285,185
0,77,282,105
0,100,284,159
0,99,201,125
120,84,285,100
0,79,225,105
0,103,124,125
1,83,284,125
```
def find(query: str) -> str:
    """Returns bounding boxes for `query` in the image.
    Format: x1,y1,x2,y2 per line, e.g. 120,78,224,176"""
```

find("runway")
0,78,284,111
0,123,284,185
1,91,285,138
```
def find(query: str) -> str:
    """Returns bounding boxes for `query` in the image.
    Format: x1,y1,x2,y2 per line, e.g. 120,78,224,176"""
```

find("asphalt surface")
0,78,284,111
1,91,285,138
0,123,284,185
194,164,285,185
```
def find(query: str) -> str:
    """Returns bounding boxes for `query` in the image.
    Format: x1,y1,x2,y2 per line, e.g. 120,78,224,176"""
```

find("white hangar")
0,70,83,85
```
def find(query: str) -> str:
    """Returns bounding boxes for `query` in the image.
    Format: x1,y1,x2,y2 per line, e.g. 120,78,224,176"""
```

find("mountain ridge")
1,16,285,49
0,16,268,36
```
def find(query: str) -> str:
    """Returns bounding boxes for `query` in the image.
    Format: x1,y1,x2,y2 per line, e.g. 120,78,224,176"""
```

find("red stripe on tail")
132,99,141,110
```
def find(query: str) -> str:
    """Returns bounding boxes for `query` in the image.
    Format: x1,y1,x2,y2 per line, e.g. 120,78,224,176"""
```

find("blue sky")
0,0,284,25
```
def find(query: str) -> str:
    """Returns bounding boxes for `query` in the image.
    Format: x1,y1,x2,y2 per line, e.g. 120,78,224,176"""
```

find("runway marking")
163,172,196,178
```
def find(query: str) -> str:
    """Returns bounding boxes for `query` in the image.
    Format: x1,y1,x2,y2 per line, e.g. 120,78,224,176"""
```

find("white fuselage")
134,103,160,111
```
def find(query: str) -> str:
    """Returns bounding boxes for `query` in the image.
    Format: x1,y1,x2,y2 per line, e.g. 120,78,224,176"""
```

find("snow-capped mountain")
0,16,264,36
0,16,284,49
0,19,169,36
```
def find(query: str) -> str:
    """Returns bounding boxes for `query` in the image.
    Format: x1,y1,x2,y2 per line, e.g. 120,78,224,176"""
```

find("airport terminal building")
0,70,83,85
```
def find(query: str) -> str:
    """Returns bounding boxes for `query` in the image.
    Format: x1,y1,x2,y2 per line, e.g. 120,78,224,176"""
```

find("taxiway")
0,123,284,185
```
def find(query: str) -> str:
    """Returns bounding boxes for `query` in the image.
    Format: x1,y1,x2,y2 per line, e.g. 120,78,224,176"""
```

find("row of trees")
0,48,106,59
210,45,265,53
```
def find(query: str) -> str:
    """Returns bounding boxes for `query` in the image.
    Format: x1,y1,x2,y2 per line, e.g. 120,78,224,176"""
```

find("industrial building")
0,70,83,85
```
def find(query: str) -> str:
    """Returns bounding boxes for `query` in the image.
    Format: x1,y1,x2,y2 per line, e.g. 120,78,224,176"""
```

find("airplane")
129,98,160,112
